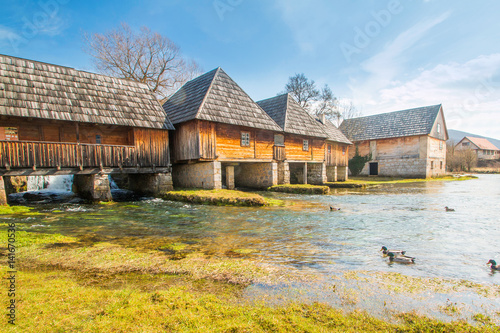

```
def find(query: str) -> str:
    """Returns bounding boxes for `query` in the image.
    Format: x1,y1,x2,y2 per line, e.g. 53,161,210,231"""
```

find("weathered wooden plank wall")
134,128,170,167
170,120,202,162
326,143,349,166
285,134,324,161
215,123,275,160
0,118,132,145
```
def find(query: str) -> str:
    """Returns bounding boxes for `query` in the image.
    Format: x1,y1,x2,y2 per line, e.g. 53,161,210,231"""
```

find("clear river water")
7,174,500,322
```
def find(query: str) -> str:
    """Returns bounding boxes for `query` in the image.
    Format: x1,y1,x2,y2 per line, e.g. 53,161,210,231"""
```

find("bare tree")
282,73,320,109
314,85,338,118
83,23,200,99
461,148,478,171
281,73,342,120
334,100,362,127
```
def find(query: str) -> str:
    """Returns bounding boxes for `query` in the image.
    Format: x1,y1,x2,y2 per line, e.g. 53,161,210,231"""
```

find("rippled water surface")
10,174,500,321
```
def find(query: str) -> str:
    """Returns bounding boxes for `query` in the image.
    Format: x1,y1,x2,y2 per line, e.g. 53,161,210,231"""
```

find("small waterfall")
27,176,47,191
46,175,74,192
108,175,119,190
26,175,73,192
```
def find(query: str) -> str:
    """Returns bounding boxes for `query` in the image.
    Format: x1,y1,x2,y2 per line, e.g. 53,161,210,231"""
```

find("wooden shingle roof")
257,93,327,138
163,68,282,132
339,105,442,141
318,118,352,145
0,54,174,130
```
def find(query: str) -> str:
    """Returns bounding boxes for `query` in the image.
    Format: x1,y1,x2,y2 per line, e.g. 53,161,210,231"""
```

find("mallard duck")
330,206,340,211
380,246,406,256
445,206,455,212
388,252,415,263
487,259,500,270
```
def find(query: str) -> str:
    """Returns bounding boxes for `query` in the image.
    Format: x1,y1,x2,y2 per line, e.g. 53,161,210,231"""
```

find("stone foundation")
277,161,290,185
225,165,235,190
359,158,428,178
307,163,326,185
172,162,222,189
73,174,112,202
337,166,348,181
129,173,173,196
326,166,337,182
234,162,277,189
0,176,7,205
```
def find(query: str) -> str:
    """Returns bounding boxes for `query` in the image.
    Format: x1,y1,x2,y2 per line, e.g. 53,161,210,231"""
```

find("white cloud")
351,12,450,102
355,54,500,138
0,25,21,42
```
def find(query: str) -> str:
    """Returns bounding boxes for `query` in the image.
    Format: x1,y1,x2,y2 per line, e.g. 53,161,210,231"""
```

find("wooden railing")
0,140,144,169
273,145,286,161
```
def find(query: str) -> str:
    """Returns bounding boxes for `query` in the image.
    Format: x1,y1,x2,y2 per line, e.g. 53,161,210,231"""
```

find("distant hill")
447,129,500,149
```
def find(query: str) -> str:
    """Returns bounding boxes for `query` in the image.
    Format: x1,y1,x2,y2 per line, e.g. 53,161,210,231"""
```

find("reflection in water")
9,174,500,322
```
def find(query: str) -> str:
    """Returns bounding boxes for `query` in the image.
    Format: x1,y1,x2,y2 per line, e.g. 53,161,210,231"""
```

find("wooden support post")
226,165,235,190
303,162,308,184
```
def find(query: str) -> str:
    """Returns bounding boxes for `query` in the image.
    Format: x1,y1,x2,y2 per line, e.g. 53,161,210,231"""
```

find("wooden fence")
0,140,162,169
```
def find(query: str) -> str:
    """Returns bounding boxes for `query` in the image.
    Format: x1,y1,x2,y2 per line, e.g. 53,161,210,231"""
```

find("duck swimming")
380,246,406,256
487,259,499,270
445,206,455,212
330,207,340,211
388,252,415,263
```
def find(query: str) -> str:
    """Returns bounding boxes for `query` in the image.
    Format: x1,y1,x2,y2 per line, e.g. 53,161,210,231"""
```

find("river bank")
2,175,499,331
2,221,498,332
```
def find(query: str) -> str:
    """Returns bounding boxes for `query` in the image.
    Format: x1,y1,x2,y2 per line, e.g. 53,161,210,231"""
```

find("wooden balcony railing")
273,145,286,161
0,140,154,169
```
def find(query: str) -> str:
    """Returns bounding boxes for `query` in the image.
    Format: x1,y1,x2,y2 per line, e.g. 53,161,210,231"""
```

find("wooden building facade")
0,54,175,202
163,67,283,189
455,136,500,160
258,93,338,184
340,105,448,178
316,115,352,181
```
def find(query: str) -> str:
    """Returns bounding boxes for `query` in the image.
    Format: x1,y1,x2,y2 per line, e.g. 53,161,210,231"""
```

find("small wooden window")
96,135,102,144
440,161,443,169
439,141,443,150
431,161,434,169
241,132,250,147
342,146,346,155
274,134,284,146
462,142,469,146
437,123,441,134
302,139,309,151
327,145,331,154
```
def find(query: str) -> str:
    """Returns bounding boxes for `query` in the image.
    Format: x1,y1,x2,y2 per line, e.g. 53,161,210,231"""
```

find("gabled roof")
163,68,282,132
339,105,442,141
257,93,327,138
0,54,174,130
317,118,352,145
457,136,500,150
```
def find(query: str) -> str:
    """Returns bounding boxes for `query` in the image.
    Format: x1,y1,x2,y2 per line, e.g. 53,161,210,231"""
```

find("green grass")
268,184,330,195
0,205,38,215
3,229,499,332
5,266,499,332
163,189,269,206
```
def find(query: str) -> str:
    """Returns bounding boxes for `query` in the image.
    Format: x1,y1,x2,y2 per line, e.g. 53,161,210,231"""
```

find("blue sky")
1,0,499,138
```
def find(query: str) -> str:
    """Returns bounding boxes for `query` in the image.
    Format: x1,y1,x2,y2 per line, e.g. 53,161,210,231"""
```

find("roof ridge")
345,104,442,122
194,67,220,119
287,94,328,138
283,93,291,132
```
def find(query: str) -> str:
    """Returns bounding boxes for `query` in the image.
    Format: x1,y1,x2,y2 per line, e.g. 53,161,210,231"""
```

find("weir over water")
8,174,500,323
